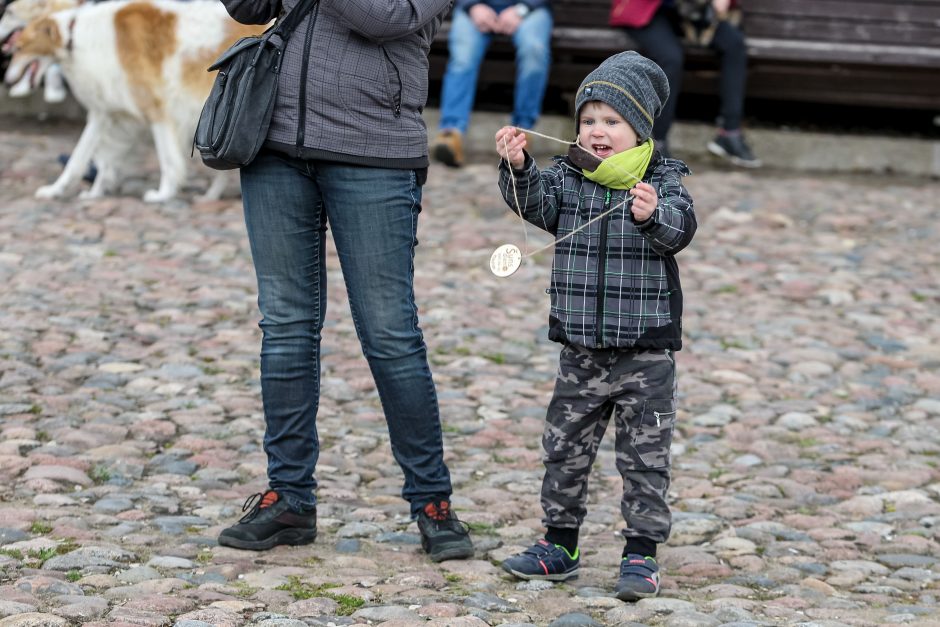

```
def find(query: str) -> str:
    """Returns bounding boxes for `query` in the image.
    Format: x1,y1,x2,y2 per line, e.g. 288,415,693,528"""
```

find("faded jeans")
439,7,553,132
239,150,453,516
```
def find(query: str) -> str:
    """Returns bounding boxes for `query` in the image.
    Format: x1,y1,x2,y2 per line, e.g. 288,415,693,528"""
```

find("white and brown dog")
4,0,266,202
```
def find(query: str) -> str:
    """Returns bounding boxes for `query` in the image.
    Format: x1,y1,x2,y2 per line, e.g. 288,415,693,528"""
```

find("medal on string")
490,132,531,278
489,243,522,277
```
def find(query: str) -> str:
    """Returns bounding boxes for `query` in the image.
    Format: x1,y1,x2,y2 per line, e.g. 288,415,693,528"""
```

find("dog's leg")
79,159,115,199
36,111,102,199
197,171,229,202
144,120,186,203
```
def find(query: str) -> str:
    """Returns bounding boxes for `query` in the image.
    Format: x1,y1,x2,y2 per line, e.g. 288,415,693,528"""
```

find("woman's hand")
712,0,732,15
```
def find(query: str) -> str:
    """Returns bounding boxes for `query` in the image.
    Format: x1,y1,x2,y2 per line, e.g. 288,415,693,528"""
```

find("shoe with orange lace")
501,539,580,581
615,554,661,601
217,490,317,550
416,500,474,562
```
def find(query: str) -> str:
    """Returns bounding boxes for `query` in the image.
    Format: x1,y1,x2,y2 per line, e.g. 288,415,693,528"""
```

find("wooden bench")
428,0,940,113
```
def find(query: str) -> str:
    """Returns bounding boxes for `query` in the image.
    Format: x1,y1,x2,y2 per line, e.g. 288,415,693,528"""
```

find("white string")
501,126,643,259
500,134,530,256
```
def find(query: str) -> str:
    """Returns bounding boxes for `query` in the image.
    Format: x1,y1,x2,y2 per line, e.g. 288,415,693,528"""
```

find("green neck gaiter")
581,139,654,190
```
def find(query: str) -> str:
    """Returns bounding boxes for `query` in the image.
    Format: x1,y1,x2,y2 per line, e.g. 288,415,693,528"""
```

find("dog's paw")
143,189,174,203
78,188,104,201
194,192,221,203
35,184,65,199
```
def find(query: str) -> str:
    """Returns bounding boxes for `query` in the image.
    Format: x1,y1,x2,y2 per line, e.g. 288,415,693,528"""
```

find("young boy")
493,51,696,601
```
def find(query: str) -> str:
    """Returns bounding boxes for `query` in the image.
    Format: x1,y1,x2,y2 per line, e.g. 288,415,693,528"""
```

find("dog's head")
1,0,76,47
2,0,77,97
4,13,64,95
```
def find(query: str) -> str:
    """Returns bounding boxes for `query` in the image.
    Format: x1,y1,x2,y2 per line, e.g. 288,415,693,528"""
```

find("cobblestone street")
1,120,939,626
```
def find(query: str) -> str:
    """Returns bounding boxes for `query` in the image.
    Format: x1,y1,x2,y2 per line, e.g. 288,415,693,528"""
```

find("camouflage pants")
540,344,677,544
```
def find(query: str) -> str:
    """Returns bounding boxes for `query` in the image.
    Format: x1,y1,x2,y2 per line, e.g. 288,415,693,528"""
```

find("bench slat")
744,15,940,46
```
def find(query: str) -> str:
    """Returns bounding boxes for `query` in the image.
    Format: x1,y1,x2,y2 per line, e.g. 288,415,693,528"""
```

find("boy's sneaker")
432,129,464,168
416,500,474,562
616,554,661,601
217,490,317,551
501,539,580,581
707,132,762,168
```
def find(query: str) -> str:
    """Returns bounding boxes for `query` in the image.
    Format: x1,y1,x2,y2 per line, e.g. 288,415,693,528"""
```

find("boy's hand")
495,126,527,170
629,182,657,222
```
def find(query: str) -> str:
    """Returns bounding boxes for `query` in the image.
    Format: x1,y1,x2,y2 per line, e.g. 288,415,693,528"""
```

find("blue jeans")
239,151,453,517
439,7,553,132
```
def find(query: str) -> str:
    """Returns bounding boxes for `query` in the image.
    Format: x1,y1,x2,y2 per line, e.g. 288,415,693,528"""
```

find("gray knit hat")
574,51,670,142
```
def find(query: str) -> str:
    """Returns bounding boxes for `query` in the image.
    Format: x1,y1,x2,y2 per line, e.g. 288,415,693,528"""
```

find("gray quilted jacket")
220,0,453,169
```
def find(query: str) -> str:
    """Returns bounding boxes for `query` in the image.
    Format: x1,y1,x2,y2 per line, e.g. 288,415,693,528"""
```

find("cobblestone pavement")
1,121,940,627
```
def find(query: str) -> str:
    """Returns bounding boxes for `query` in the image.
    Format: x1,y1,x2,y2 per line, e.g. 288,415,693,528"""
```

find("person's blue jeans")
239,150,453,517
439,7,553,132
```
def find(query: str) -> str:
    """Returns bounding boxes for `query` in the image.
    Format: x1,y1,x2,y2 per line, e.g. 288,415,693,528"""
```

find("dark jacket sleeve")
220,0,282,24
497,154,565,235
321,0,453,41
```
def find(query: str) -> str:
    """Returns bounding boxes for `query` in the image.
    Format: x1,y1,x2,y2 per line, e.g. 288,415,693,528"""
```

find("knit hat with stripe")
574,51,670,143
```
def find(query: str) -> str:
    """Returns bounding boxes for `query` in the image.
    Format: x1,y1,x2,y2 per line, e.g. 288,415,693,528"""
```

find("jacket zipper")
295,3,320,155
594,189,611,348
382,47,402,117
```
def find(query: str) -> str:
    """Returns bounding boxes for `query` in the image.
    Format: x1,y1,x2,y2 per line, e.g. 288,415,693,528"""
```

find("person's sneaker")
416,500,474,562
501,539,580,581
615,554,661,601
707,132,762,168
57,153,98,184
432,129,464,168
217,490,317,551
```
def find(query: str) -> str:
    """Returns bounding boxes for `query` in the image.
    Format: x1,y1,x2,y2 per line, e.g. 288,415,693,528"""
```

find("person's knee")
515,39,550,75
362,329,426,361
355,311,425,361
447,43,485,72
713,22,747,56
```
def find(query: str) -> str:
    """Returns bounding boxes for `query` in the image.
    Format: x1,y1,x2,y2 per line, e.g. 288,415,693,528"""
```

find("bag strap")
273,0,320,39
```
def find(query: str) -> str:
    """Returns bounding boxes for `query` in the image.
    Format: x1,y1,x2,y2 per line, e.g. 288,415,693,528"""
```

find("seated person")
432,0,552,167
611,0,761,167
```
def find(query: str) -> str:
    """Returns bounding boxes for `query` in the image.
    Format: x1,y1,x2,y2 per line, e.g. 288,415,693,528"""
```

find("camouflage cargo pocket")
632,398,676,468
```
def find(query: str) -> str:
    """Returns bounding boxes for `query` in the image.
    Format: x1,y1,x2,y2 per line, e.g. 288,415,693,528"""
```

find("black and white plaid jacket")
498,152,696,350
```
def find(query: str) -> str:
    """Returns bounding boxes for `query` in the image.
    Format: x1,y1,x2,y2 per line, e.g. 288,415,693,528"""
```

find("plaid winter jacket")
497,152,695,350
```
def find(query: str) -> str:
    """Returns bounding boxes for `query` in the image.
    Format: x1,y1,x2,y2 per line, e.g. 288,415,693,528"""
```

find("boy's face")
577,101,639,160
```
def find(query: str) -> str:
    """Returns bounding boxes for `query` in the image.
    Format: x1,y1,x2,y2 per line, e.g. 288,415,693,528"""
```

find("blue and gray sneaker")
501,539,580,581
616,554,660,601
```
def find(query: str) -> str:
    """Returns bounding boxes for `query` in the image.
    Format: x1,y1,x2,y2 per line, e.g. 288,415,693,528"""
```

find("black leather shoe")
218,490,317,550
416,500,474,562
